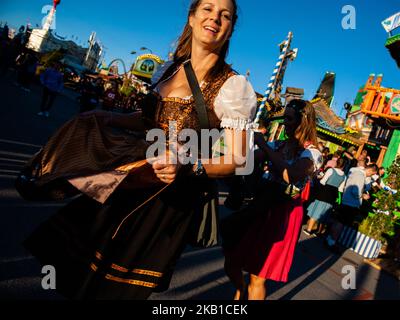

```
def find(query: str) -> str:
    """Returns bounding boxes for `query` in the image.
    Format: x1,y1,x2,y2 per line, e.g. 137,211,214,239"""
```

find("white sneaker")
37,111,44,116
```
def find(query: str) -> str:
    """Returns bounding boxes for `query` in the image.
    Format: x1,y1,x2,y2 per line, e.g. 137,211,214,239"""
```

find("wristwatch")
193,159,206,176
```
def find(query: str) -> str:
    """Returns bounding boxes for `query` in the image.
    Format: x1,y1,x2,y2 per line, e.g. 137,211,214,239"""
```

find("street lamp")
140,46,153,54
129,47,153,71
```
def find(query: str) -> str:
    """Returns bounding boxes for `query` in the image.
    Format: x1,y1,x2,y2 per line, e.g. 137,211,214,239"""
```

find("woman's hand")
362,193,370,201
150,151,182,184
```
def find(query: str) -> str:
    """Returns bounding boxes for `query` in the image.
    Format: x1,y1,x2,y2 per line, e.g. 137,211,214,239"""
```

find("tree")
359,157,400,256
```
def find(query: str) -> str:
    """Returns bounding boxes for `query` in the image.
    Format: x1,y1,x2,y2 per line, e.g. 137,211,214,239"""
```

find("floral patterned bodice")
155,64,236,137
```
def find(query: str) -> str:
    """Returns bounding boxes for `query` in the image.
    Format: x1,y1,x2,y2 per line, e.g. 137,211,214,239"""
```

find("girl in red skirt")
222,99,322,300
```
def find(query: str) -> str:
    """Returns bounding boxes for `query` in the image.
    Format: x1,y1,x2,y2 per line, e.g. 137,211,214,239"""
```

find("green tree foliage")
359,157,400,244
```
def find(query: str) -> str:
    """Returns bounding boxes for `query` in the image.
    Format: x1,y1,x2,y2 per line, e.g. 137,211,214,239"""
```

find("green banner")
382,129,400,168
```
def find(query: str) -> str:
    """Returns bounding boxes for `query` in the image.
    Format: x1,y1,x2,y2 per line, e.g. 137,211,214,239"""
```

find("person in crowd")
0,35,11,77
93,77,104,101
37,61,64,117
78,76,102,113
15,52,38,92
325,163,378,252
314,147,331,179
324,150,342,170
363,166,390,214
321,147,330,163
2,24,9,40
102,81,120,111
222,99,322,300
342,146,358,174
358,149,372,165
24,0,257,300
370,166,386,193
304,158,346,236
317,141,325,152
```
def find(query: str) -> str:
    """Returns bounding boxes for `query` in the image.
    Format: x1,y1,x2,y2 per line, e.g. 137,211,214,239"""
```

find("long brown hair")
173,0,238,81
286,99,318,148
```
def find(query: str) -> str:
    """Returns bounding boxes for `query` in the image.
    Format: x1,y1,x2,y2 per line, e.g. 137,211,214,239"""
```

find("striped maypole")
254,31,293,124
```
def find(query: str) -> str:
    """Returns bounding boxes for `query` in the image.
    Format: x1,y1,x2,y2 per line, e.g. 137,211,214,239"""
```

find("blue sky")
0,0,399,117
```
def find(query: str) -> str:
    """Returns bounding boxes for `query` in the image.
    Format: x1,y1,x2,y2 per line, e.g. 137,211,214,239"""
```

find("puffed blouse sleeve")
213,75,257,130
300,147,323,173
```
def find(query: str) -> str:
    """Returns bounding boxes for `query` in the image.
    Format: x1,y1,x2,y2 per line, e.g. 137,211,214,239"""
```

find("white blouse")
214,75,257,131
267,141,323,172
300,147,323,172
152,62,257,131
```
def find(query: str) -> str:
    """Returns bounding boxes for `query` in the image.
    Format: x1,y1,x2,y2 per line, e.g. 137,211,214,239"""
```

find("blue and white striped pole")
254,31,293,125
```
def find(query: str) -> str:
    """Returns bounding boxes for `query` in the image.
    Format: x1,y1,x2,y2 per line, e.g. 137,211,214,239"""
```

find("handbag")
188,179,219,248
220,178,310,249
183,61,219,248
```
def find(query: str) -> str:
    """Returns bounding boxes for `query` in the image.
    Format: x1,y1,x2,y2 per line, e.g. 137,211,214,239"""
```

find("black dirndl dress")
23,64,235,300
24,173,205,299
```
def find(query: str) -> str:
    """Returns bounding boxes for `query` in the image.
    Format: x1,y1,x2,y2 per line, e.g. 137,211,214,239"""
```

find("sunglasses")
287,100,307,112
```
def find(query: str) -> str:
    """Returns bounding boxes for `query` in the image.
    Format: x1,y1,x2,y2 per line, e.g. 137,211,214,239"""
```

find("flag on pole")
382,12,400,33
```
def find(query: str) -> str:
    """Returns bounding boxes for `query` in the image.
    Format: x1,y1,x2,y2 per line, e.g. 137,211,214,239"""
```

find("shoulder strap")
183,61,210,129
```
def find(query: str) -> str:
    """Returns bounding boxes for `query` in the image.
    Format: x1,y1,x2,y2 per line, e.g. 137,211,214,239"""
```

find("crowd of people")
0,24,147,118
303,144,392,253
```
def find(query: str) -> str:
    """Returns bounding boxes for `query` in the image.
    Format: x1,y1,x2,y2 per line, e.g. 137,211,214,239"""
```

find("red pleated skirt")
224,198,303,283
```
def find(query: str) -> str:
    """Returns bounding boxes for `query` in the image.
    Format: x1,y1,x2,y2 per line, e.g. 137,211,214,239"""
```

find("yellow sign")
131,54,164,79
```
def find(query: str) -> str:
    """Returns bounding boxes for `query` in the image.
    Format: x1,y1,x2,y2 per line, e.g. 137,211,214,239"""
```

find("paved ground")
0,70,399,300
150,207,400,300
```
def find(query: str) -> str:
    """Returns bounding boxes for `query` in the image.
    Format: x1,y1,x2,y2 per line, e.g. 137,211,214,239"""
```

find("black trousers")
40,87,57,111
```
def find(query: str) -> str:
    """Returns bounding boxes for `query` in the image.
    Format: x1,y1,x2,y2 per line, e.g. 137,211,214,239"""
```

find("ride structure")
309,73,361,150
313,72,400,166
106,59,127,76
351,74,400,167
